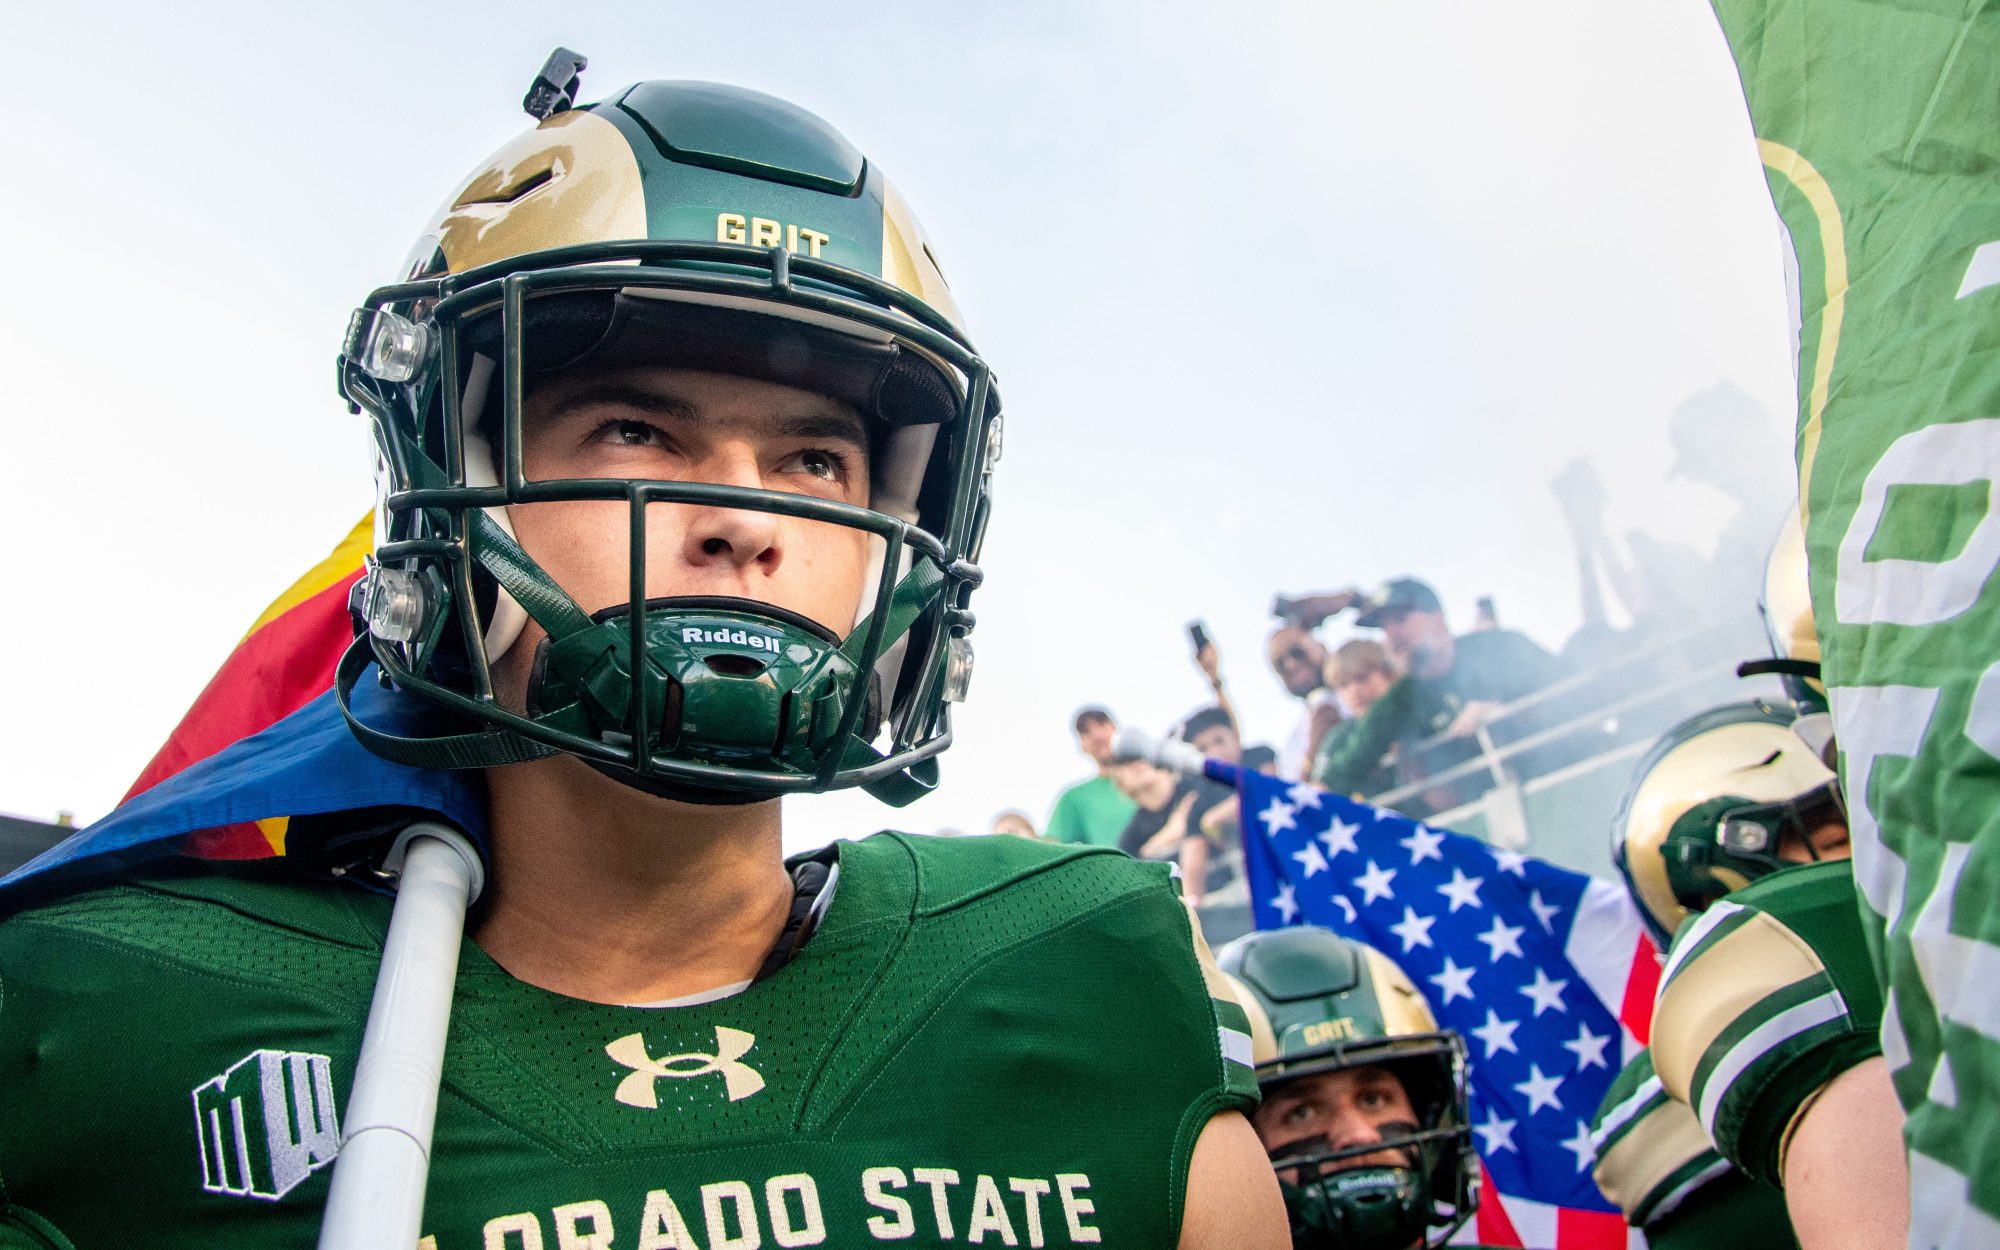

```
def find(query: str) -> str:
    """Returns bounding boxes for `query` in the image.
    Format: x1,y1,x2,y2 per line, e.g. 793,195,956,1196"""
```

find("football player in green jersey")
0,52,1286,1248
1217,926,1479,1250
1607,694,1907,1249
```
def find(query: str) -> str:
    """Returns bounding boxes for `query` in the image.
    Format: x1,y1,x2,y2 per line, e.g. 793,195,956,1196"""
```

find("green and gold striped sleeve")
1591,1049,1732,1226
1649,863,1881,1186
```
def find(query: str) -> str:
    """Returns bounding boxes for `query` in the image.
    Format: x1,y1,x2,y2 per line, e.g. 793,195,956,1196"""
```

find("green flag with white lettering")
1704,0,2000,1237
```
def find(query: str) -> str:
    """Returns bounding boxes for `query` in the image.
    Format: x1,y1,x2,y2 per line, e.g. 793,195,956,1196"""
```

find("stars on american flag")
1560,1120,1598,1172
1470,1009,1521,1058
1476,915,1526,963
1474,1110,1518,1155
1435,867,1485,912
1428,957,1477,1005
1528,888,1562,934
1261,798,1299,834
1318,816,1360,859
1518,967,1570,1016
1388,906,1437,953
1399,824,1446,865
1562,1022,1612,1071
1236,772,1641,1218
1353,859,1398,905
1512,1064,1565,1115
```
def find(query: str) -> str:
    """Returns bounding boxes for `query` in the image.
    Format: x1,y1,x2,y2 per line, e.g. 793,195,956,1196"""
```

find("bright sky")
0,1,1798,856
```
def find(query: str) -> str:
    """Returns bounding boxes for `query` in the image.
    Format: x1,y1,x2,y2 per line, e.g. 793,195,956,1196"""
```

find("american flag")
1237,768,1660,1250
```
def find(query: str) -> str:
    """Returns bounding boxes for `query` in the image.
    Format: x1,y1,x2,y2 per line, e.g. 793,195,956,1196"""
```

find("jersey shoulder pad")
861,829,1167,915
0,857,384,958
1650,861,1880,1186
1591,1048,1732,1226
847,832,1258,1111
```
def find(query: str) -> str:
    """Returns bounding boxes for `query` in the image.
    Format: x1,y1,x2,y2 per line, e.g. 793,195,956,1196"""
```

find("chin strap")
335,637,558,770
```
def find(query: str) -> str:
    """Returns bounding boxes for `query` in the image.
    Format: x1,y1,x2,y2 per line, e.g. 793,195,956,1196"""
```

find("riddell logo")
682,626,780,653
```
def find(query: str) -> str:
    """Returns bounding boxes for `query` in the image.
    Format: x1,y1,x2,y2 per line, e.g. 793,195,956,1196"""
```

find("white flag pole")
317,820,484,1250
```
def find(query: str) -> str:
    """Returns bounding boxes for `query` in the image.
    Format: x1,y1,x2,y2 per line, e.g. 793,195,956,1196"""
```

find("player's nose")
679,448,782,574
1325,1105,1387,1153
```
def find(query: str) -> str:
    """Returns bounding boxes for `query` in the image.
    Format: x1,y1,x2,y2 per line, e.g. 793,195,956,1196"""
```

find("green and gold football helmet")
335,51,997,805
1218,926,1475,1250
1612,700,1843,947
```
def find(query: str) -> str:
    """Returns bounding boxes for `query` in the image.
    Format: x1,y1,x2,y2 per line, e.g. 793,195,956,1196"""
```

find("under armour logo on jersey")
191,1049,341,1201
606,1026,766,1107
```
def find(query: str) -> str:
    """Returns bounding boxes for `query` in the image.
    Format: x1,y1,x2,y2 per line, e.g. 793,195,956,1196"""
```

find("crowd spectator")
1315,578,1571,810
1044,707,1139,847
1310,639,1400,796
1178,705,1279,776
990,810,1038,839
1265,626,1342,780
1109,756,1234,905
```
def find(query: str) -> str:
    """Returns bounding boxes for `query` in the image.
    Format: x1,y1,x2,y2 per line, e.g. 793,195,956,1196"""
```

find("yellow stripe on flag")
256,817,289,855
1756,139,1849,536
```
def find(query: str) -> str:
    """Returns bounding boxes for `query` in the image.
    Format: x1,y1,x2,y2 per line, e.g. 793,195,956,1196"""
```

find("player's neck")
470,754,794,1006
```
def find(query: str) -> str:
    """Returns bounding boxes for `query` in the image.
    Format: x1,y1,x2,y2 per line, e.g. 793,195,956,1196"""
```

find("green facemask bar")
336,241,995,806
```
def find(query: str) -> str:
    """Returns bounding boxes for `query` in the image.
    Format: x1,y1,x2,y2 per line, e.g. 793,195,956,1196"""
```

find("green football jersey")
1590,1049,1795,1249
1649,861,1881,1188
0,832,1256,1249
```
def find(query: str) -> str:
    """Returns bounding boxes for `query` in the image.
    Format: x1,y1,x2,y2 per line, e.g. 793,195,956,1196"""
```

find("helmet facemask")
1257,1035,1476,1250
340,239,997,806
1661,778,1846,908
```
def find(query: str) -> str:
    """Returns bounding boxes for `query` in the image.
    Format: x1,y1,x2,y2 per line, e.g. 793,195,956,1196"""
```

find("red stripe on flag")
1474,1164,1525,1247
126,571,361,802
1618,935,1662,1046
1554,1205,1627,1250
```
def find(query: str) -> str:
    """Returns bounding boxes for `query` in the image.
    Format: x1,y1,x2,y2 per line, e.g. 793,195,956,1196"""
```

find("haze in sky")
0,1,1796,854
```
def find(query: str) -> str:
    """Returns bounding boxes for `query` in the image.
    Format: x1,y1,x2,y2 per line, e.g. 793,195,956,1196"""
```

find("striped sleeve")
1591,1049,1732,1227
1649,865,1881,1186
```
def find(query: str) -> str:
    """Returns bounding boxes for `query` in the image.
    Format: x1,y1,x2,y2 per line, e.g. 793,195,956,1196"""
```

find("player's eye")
783,448,852,484
587,418,670,449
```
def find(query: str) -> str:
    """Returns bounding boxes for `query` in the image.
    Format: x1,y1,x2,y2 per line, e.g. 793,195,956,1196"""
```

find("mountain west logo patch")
607,1026,765,1107
191,1049,341,1200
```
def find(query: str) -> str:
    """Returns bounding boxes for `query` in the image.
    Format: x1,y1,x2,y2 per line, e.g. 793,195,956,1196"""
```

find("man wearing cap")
1315,578,1568,806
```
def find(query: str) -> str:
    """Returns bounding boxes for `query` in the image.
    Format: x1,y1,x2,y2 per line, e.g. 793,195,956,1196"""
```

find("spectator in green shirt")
1044,706,1139,847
